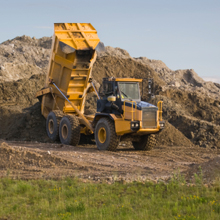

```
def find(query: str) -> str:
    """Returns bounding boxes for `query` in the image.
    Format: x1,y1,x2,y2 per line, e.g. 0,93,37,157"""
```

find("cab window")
103,82,113,95
118,82,140,100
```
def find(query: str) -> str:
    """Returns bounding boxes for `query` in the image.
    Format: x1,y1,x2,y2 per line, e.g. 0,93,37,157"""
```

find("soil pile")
156,121,193,147
0,35,51,81
0,142,81,179
184,156,220,183
0,74,48,141
0,142,67,169
0,36,219,149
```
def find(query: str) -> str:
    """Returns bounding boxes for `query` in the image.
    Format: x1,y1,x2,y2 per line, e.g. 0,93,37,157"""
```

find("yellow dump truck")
36,23,165,151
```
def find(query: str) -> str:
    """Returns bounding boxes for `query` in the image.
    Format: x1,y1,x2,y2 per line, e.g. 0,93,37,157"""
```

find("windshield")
118,82,140,100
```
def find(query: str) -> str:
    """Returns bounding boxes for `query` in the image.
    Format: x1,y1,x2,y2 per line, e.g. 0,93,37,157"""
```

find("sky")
0,0,219,83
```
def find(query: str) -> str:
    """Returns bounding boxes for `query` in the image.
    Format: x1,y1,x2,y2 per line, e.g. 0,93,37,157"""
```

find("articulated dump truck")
36,23,165,151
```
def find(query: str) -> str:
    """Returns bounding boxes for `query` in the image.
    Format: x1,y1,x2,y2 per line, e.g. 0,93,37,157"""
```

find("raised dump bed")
36,23,100,118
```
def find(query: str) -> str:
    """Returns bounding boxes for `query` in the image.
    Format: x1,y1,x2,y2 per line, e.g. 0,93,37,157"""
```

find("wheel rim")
62,124,68,139
98,127,106,143
48,119,54,134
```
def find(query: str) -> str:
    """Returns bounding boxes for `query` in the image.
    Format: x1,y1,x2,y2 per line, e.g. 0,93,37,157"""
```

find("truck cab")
93,77,165,150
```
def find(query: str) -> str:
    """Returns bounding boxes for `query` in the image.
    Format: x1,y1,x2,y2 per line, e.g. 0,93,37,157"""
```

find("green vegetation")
0,175,220,220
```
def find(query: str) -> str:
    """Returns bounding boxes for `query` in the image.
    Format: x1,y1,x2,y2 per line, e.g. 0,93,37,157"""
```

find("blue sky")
0,0,219,82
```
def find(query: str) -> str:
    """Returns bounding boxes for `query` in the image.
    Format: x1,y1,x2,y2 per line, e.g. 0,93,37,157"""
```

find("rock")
175,82,181,87
201,143,208,148
190,132,195,139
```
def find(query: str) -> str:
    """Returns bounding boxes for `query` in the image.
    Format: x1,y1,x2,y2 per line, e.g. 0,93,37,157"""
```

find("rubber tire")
132,134,156,151
59,115,81,146
95,118,119,151
46,110,64,141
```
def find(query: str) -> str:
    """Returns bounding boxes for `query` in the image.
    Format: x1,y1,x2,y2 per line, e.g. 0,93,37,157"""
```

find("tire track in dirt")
0,140,219,183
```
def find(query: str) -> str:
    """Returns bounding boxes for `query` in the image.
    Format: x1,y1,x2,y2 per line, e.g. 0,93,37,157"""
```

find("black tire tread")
52,110,64,141
96,118,120,151
69,115,81,146
132,134,156,151
105,118,120,151
61,115,80,146
46,110,64,141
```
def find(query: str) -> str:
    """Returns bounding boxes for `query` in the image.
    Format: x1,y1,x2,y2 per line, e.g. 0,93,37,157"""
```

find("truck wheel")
132,134,156,151
59,115,80,146
95,118,119,151
46,110,64,141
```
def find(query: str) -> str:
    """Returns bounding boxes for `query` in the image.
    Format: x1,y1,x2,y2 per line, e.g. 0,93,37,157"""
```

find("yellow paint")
37,23,100,132
136,128,161,135
108,114,131,135
114,120,132,135
54,23,100,50
157,101,163,121
122,101,137,121
112,114,161,136
115,78,142,82
98,127,107,143
107,95,116,102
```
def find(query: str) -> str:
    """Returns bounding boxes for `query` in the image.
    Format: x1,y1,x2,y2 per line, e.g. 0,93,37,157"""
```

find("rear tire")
132,134,156,151
46,110,64,141
95,118,119,151
59,115,81,146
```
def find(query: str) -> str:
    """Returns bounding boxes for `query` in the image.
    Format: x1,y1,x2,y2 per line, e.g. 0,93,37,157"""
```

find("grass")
0,174,220,220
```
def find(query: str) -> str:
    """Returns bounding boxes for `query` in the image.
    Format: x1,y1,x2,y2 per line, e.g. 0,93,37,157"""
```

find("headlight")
159,121,165,129
131,121,140,130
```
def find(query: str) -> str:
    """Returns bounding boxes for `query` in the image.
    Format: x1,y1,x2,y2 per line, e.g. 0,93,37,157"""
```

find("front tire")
59,115,81,146
46,110,64,141
132,134,156,151
95,118,119,151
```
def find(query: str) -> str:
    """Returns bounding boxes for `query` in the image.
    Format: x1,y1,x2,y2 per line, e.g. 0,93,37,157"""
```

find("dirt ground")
1,140,219,184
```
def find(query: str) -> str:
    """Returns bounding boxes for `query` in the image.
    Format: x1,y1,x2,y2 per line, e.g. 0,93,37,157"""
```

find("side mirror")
107,95,116,102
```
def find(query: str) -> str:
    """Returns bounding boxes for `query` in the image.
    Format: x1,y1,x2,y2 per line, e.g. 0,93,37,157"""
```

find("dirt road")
1,140,219,183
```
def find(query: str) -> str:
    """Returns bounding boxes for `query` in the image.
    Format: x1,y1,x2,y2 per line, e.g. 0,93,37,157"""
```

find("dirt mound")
0,142,70,170
98,46,132,59
0,74,48,142
0,36,219,149
0,35,51,82
0,74,45,107
0,103,48,142
93,55,165,88
157,121,194,147
184,156,220,183
154,89,220,148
